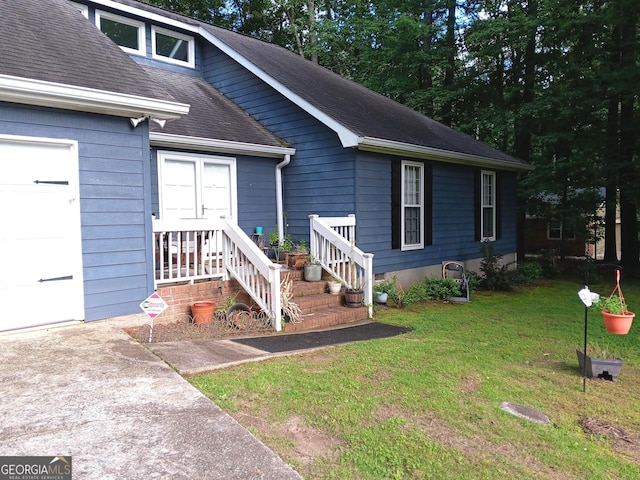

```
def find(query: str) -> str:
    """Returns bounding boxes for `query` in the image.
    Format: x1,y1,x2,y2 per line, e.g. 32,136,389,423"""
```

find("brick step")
279,267,367,333
292,279,335,297
295,292,344,314
283,306,369,333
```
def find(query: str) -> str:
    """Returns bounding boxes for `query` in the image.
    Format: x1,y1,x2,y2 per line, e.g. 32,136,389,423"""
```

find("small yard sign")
140,292,167,342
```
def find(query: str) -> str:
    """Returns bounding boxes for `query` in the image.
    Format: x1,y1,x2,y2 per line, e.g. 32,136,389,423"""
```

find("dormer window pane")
152,26,195,68
101,17,139,50
156,32,188,62
96,11,146,56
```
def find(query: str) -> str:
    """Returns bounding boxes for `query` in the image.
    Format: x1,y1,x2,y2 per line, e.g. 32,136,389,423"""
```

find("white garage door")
0,135,84,331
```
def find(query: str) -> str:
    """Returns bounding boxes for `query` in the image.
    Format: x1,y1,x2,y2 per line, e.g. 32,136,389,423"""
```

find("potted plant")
190,301,216,324
269,232,293,263
303,255,322,282
327,277,342,295
344,286,364,307
593,272,635,334
375,276,399,305
345,243,365,307
576,342,623,381
286,239,308,269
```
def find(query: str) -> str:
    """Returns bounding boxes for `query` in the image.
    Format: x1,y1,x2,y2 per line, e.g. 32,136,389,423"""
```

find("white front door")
0,135,84,331
158,151,236,220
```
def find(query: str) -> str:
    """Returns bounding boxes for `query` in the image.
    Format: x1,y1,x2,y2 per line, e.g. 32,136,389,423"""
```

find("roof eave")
150,132,296,158
357,137,533,171
0,74,190,120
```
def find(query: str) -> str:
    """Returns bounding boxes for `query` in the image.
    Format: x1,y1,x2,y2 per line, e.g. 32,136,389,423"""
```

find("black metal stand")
582,255,591,393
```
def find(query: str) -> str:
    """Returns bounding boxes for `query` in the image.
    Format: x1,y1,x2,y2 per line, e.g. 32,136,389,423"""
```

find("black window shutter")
391,161,402,249
496,171,502,240
424,162,433,246
474,169,481,241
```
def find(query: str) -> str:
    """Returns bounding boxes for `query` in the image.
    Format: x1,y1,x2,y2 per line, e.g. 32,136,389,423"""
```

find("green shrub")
403,282,431,306
479,243,512,291
537,248,562,278
516,261,543,282
403,277,462,306
466,271,481,292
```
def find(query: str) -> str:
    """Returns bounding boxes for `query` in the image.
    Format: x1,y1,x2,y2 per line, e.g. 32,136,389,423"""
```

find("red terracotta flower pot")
191,301,216,324
602,310,635,335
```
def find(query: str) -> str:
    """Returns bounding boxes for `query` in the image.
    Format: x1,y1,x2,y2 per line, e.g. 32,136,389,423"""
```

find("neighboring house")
523,217,587,258
0,0,530,332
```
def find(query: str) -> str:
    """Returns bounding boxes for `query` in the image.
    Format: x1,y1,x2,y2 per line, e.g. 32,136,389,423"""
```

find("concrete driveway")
0,317,302,480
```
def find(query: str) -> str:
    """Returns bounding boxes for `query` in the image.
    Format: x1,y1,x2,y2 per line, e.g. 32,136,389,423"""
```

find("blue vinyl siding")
203,45,356,242
0,103,153,321
356,151,518,273
236,154,279,235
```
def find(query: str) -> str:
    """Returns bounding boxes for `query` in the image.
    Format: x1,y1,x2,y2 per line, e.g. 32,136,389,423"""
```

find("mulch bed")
124,312,275,343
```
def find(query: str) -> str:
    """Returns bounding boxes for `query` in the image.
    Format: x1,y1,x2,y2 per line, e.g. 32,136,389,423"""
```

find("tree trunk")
514,0,537,263
440,0,456,127
307,0,318,64
618,4,638,269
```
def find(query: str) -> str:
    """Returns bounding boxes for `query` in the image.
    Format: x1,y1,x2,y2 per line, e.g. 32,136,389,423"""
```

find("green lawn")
190,277,640,479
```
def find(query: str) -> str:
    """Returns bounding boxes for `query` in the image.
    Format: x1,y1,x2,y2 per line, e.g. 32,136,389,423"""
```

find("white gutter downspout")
276,154,291,242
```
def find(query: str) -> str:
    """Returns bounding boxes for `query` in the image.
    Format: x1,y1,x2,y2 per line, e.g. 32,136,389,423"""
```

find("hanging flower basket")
599,270,634,335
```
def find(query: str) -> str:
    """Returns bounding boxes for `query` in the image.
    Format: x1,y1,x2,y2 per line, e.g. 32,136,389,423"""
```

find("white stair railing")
222,220,283,331
309,214,374,317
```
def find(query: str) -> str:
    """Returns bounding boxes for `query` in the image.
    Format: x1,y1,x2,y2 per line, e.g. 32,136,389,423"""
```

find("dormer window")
96,10,146,56
152,26,195,68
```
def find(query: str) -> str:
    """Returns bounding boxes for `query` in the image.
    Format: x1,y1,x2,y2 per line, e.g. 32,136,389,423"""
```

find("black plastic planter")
576,349,623,381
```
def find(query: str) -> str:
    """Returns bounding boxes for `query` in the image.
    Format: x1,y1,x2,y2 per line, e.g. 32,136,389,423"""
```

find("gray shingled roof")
143,66,286,148
105,0,526,167
0,0,175,103
204,25,526,167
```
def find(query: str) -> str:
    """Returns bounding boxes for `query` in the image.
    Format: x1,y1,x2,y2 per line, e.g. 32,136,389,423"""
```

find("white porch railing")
152,218,283,331
309,214,374,317
153,218,226,285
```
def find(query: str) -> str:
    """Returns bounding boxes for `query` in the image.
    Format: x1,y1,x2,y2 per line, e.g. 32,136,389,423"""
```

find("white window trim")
69,2,89,18
151,25,195,68
547,221,561,240
547,221,575,240
157,151,237,220
401,160,424,250
481,170,496,241
95,10,146,56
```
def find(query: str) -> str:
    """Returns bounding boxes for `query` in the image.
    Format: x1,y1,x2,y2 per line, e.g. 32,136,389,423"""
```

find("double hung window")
402,161,424,250
480,170,496,241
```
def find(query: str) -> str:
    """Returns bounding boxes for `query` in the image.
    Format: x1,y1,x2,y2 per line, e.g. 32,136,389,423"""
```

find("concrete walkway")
0,317,302,480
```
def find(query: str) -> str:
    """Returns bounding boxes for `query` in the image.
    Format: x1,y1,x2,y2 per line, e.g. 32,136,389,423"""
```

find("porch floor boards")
281,269,368,333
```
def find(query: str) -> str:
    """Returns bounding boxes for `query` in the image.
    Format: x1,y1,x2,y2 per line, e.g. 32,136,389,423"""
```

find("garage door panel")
0,136,84,331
